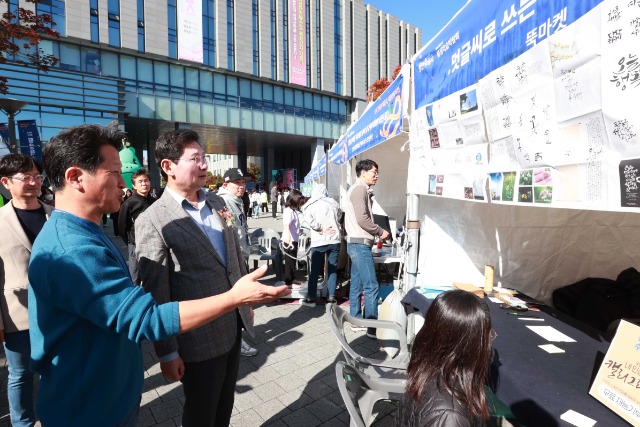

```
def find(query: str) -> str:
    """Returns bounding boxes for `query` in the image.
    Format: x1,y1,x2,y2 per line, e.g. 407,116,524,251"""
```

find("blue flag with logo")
17,120,42,161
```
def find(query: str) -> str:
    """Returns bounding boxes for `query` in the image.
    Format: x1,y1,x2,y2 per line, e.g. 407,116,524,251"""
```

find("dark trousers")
271,202,277,217
181,331,241,427
283,241,298,285
127,243,140,285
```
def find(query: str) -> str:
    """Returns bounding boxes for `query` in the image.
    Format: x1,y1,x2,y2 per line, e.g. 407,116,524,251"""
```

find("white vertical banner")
178,0,204,63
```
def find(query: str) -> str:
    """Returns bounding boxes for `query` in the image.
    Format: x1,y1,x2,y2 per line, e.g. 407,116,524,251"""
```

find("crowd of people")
0,123,495,427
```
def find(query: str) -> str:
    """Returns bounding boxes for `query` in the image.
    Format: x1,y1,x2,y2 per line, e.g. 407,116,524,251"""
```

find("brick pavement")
0,207,398,426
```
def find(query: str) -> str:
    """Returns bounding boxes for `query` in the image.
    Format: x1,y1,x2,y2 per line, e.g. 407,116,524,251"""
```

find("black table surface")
401,287,630,427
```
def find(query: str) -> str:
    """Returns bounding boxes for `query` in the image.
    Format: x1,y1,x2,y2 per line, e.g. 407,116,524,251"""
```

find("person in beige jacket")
0,154,53,427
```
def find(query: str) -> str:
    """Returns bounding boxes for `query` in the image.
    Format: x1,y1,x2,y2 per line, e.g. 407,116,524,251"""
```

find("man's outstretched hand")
230,265,291,306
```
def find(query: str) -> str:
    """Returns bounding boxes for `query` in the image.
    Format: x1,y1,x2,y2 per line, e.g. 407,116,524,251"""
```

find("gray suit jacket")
136,190,253,363
0,201,53,333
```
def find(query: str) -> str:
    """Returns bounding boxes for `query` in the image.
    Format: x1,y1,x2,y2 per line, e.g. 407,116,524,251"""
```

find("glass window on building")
227,0,235,70
170,64,185,88
252,0,259,76
82,49,102,74
270,0,276,80
200,70,213,93
203,0,216,66
101,52,119,77
282,0,288,82
334,0,342,94
37,0,66,36
137,58,153,82
168,0,178,59
137,0,145,52
59,44,80,71
108,0,121,48
154,62,169,85
120,55,137,80
90,0,99,43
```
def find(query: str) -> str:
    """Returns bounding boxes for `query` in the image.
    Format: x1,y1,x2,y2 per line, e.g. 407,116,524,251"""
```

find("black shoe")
300,298,316,307
326,296,337,304
366,328,377,339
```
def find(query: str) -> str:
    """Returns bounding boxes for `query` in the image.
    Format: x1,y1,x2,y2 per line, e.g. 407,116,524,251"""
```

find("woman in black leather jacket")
398,290,493,427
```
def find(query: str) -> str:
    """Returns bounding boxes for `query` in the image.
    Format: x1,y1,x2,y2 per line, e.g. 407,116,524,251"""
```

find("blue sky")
365,0,468,48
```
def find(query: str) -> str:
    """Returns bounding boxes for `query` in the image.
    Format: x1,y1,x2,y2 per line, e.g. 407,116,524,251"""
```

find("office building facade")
0,0,421,186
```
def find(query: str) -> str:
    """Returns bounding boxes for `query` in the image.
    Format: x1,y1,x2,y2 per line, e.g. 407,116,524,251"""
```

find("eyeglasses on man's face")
369,169,379,176
177,155,208,166
9,174,44,184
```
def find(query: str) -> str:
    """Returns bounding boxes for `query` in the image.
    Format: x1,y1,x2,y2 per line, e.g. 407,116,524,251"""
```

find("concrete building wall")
98,1,109,45
235,0,253,73
215,0,229,69
319,0,334,93
387,14,400,77
145,1,168,56
351,0,367,100
259,0,272,78
121,0,138,51
341,0,352,98
366,5,379,86
66,0,90,40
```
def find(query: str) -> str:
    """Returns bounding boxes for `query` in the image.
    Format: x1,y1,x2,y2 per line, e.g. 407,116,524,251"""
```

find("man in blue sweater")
27,124,289,426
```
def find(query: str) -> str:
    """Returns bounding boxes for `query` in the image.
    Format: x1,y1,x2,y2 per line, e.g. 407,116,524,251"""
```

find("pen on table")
517,317,544,321
506,312,534,316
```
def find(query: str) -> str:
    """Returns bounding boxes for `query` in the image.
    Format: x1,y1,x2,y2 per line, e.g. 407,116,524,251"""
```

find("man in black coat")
118,168,155,284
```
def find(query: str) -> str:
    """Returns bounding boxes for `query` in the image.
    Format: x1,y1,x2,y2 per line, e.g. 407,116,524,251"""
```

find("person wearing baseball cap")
218,167,258,357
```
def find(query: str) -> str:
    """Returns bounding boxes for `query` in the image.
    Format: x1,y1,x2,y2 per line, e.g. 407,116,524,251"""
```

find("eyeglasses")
369,170,379,176
177,156,208,166
9,174,44,183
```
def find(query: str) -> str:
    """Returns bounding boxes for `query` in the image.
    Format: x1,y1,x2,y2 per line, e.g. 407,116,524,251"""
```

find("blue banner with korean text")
413,0,603,110
0,123,10,156
0,123,9,147
305,155,326,183
328,75,405,165
17,120,43,161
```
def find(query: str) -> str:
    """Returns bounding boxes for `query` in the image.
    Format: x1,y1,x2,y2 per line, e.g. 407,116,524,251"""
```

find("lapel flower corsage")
218,207,236,228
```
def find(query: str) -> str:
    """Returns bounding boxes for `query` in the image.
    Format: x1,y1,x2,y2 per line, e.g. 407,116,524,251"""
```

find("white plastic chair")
248,228,281,274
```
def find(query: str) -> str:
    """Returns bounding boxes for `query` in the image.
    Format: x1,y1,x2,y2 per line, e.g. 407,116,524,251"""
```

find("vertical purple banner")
289,0,307,86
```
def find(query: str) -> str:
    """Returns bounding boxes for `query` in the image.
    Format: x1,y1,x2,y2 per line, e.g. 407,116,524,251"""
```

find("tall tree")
366,65,403,102
0,0,60,94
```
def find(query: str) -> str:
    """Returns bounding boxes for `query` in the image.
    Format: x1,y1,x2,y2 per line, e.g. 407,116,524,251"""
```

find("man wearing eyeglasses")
27,125,289,426
118,168,155,285
344,159,390,339
0,154,53,427
136,129,258,426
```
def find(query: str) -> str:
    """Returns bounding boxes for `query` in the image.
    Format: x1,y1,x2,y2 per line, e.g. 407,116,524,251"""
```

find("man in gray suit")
137,129,254,426
0,154,53,427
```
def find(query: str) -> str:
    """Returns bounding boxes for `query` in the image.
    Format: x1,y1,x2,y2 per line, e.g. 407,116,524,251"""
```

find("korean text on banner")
289,0,307,86
177,0,204,63
328,75,404,164
413,0,603,110
17,120,42,161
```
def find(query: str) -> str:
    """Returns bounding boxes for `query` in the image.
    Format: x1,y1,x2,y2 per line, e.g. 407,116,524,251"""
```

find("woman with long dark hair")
277,189,305,289
398,290,493,427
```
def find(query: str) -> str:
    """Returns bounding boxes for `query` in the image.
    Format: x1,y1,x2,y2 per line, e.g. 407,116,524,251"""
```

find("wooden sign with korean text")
589,320,640,425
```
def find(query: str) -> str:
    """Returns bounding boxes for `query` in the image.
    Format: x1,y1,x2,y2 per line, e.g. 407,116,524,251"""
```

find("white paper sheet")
560,410,597,427
539,344,565,353
526,326,576,342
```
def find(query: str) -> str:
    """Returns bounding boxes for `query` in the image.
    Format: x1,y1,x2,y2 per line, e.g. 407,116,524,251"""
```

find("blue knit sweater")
28,211,180,426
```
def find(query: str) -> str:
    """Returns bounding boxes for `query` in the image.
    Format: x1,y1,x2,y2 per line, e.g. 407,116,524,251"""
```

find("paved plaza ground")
0,209,398,426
